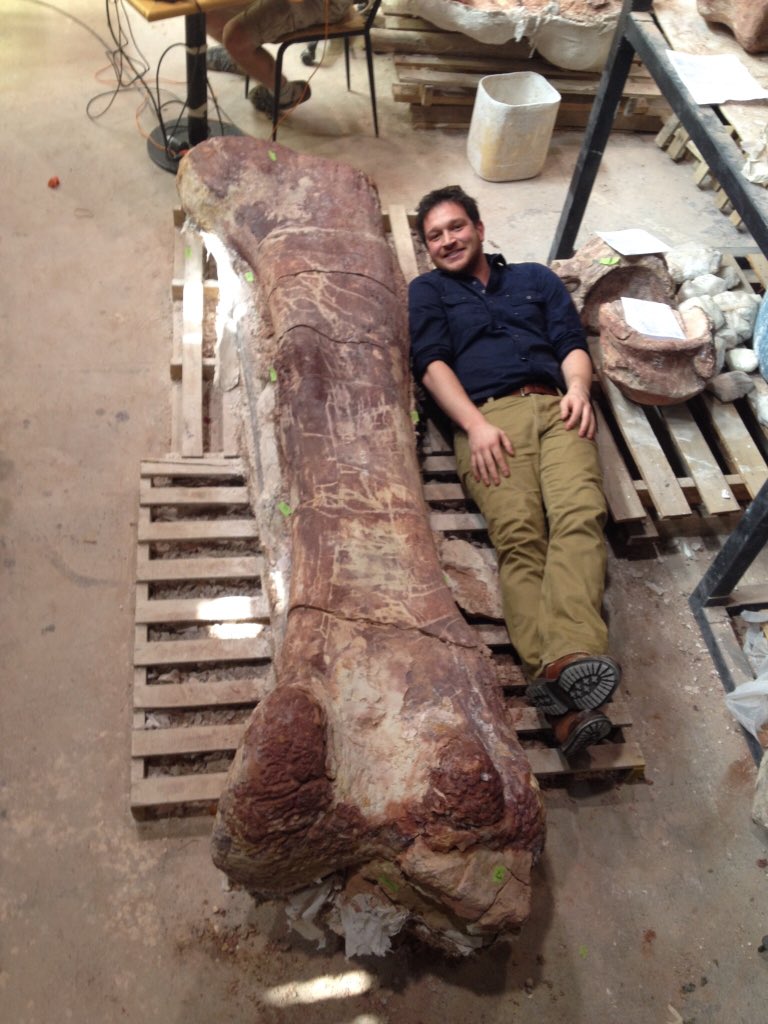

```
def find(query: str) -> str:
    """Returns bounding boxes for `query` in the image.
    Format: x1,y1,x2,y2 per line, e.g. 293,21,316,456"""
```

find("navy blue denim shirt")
408,253,588,403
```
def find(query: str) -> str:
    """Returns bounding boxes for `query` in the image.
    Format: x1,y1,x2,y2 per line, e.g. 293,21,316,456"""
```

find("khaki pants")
454,393,608,679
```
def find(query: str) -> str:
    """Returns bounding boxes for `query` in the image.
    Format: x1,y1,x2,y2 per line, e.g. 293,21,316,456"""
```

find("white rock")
677,273,728,301
726,347,759,373
665,243,721,284
679,294,725,331
714,290,761,342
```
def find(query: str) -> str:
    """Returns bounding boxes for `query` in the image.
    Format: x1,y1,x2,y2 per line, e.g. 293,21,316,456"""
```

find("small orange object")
48,176,60,189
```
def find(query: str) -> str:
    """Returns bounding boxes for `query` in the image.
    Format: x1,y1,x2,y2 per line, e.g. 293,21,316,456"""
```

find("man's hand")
467,418,515,486
560,349,597,440
560,383,596,439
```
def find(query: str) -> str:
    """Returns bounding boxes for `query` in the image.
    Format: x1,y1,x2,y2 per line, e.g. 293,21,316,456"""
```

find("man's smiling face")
423,200,486,278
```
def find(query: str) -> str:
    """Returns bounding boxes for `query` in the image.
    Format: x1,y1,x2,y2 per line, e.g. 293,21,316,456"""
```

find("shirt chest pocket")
442,292,492,339
505,287,547,318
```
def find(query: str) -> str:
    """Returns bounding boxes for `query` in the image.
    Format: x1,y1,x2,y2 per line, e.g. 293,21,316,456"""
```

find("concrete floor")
2,3,767,1022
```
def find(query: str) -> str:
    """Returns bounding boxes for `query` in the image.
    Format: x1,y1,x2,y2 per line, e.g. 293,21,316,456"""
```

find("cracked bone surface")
176,137,545,954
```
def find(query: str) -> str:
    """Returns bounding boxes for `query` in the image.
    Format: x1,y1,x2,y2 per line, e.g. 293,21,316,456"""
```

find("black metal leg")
548,0,641,261
364,33,378,137
147,12,242,173
272,45,286,141
185,13,208,147
344,38,351,91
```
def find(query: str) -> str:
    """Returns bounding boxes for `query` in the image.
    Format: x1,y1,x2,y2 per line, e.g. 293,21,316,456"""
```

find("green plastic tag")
278,501,293,517
598,256,620,266
244,270,254,283
410,410,420,424
269,367,278,382
268,150,277,162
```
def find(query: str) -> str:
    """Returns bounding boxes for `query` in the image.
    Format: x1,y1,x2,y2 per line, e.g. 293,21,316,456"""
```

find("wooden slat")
659,404,736,515
702,393,768,500
140,457,245,478
471,623,510,648
181,228,204,457
595,405,647,523
132,772,229,809
388,203,420,283
429,510,487,531
136,555,264,582
600,375,691,518
134,634,272,667
135,594,269,624
133,723,243,758
133,675,274,709
423,481,464,502
137,519,259,542
139,483,250,506
514,699,636,733
422,454,458,474
526,740,646,778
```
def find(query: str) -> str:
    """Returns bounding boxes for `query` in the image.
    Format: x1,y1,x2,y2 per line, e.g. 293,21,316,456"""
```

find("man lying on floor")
408,184,622,758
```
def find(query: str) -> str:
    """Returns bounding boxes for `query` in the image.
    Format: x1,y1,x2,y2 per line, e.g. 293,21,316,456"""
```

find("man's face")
422,201,485,277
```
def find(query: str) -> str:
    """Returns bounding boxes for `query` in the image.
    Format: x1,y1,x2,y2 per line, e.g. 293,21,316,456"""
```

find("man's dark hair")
415,185,481,243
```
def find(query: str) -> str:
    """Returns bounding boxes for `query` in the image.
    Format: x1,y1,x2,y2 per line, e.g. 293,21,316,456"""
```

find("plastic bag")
724,676,768,739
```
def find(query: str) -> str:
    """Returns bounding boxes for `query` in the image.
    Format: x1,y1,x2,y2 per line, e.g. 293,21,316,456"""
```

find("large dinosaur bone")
177,137,545,954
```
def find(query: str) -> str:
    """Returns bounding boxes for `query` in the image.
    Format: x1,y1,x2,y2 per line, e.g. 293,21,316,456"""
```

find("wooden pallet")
373,2,670,132
654,114,755,232
392,52,670,132
131,457,275,816
129,207,645,818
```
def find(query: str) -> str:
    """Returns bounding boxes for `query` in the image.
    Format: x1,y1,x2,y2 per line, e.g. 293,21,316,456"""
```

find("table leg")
148,12,242,174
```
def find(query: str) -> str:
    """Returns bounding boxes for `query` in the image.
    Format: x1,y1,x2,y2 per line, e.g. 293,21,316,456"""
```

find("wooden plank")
139,483,250,506
134,634,272,667
422,454,458,474
140,457,245,477
429,510,487,531
181,228,204,457
599,375,691,518
135,594,269,624
137,519,259,543
423,481,464,502
702,393,768,500
137,555,264,582
659,404,737,515
472,623,510,648
514,699,636,733
132,772,229,809
133,697,639,759
527,740,645,778
133,674,274,709
387,203,420,283
595,405,647,523
133,723,243,758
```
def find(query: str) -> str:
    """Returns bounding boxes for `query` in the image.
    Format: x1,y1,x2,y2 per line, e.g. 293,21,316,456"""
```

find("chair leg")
364,34,378,137
244,76,249,98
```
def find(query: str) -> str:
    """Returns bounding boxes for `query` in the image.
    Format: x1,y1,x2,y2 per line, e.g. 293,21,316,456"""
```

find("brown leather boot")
550,708,613,758
526,653,621,716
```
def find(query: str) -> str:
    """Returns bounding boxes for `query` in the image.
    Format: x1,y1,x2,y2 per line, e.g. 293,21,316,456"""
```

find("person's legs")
536,397,608,668
454,396,547,677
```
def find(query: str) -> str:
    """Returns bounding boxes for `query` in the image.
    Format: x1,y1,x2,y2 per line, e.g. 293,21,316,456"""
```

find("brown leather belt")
479,383,560,404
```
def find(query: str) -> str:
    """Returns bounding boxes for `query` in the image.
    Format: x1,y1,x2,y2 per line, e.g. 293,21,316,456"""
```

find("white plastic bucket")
467,72,561,182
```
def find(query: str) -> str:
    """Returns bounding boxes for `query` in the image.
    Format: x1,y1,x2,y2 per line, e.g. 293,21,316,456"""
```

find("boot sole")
526,656,621,716
559,713,613,758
